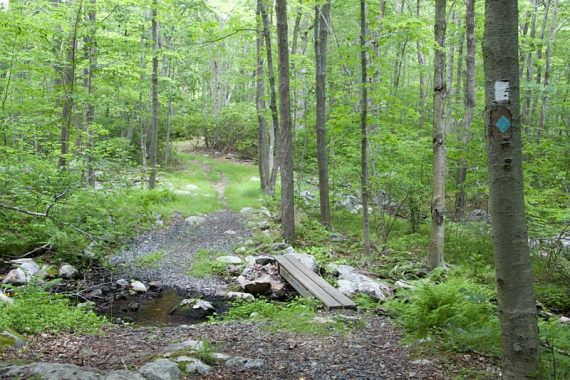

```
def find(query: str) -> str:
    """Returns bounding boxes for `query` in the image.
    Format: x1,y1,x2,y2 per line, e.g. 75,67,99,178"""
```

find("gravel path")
110,210,251,295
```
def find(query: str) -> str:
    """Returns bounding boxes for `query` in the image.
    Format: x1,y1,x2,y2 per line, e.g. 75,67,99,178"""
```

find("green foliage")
540,321,570,379
135,249,165,268
535,283,570,313
0,286,107,334
218,297,348,335
386,278,501,355
189,249,229,278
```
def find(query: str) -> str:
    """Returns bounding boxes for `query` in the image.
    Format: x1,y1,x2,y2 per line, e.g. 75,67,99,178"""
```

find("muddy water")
101,289,228,327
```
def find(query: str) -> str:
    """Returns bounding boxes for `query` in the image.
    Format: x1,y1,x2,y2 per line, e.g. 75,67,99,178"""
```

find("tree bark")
360,0,371,256
314,2,331,227
83,0,96,187
521,0,537,124
427,0,447,270
275,0,295,243
483,0,540,376
148,0,159,189
453,0,476,221
256,0,271,193
538,0,559,138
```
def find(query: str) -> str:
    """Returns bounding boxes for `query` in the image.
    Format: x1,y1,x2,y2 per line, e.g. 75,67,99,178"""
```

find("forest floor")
0,149,500,379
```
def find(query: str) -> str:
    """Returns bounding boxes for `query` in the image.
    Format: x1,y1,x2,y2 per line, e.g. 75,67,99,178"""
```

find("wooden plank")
276,256,343,309
281,255,355,307
275,255,355,309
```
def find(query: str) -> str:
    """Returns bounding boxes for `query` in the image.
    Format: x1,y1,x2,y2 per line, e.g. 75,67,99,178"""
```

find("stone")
253,256,276,265
216,255,243,265
3,362,100,380
411,359,433,366
559,316,570,325
0,329,26,349
394,280,416,290
234,246,247,255
77,301,96,310
3,268,29,285
257,221,270,230
237,275,272,295
130,280,147,293
116,279,129,288
138,359,183,380
226,291,255,302
163,339,205,354
185,216,205,226
225,357,266,369
312,317,335,324
288,252,320,273
170,298,215,318
12,259,40,277
0,290,13,304
36,264,58,280
104,370,147,380
148,281,162,290
211,352,231,362
300,190,317,203
58,264,80,280
331,264,392,301
185,358,212,375
335,195,361,214
466,209,490,223
86,288,103,298
240,207,254,215
224,230,237,235
272,242,290,251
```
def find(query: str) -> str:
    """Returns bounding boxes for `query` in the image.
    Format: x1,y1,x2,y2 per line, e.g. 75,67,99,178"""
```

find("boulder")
12,259,40,277
237,275,272,295
36,264,58,281
2,362,100,380
0,329,26,349
130,280,147,293
138,359,183,380
3,268,28,285
216,255,243,265
226,291,255,302
185,358,212,375
163,339,205,354
288,252,320,273
331,264,392,301
185,216,205,226
225,357,266,369
170,299,215,318
116,279,129,288
559,316,570,325
104,370,146,380
58,264,80,280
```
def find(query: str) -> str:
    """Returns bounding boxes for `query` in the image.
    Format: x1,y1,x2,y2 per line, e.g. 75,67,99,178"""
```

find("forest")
0,0,569,379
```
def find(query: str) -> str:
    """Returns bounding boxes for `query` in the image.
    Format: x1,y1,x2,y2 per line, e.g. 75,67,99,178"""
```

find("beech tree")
483,0,540,376
148,0,159,189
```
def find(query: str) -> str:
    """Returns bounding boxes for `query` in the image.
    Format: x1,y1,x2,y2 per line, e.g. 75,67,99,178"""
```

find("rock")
559,316,570,325
0,290,13,304
211,352,231,362
170,298,215,318
224,230,237,235
331,264,392,301
411,359,433,366
185,358,212,375
216,255,243,264
77,301,96,310
0,329,26,349
234,246,248,255
138,359,183,380
272,242,290,251
313,317,335,324
12,259,40,277
36,264,58,280
3,362,100,380
237,275,272,295
130,280,147,293
335,195,361,214
257,221,270,230
394,280,416,290
466,209,490,223
163,339,205,354
225,357,266,369
226,291,255,302
330,232,345,242
185,216,205,226
104,370,146,380
288,252,320,273
58,264,80,280
240,207,254,215
86,288,103,298
116,279,129,288
148,281,162,290
253,256,276,265
3,268,29,285
300,190,317,203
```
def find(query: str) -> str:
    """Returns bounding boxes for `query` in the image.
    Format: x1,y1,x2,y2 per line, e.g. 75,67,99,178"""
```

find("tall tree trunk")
83,0,96,187
521,0,537,125
483,0,540,376
416,0,426,124
148,0,159,189
360,0,371,256
453,0,475,221
275,0,295,243
164,65,173,168
427,0,447,270
538,0,559,138
138,26,147,183
58,0,83,169
314,1,331,227
256,0,271,193
260,0,279,191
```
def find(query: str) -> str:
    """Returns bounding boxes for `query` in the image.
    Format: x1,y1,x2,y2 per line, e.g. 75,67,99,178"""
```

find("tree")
483,0,540,376
275,0,295,243
314,1,331,227
427,0,447,270
148,0,159,189
256,0,271,193
83,0,97,187
360,0,370,256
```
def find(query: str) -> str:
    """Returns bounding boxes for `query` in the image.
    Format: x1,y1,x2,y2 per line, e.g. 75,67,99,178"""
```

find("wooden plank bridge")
275,254,356,310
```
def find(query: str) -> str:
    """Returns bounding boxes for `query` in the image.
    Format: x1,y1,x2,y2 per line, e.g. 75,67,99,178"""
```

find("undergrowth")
189,249,229,278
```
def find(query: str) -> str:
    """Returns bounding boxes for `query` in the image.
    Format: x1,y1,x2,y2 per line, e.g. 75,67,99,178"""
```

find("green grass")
0,286,107,335
135,249,165,267
188,248,230,278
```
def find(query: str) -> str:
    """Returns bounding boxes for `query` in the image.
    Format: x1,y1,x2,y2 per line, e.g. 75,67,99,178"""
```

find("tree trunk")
165,65,173,168
521,0,537,125
256,0,271,193
83,0,96,187
360,0,371,256
314,1,331,227
453,0,475,221
275,0,295,243
483,0,540,376
260,0,279,191
538,0,559,138
148,0,159,189
427,0,447,270
416,0,426,124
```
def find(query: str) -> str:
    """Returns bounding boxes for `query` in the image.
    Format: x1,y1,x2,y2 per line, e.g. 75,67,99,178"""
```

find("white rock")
12,259,40,277
185,216,206,226
411,359,433,366
288,252,320,273
0,290,13,304
3,268,29,285
185,358,212,375
116,279,129,288
226,291,255,302
225,357,266,369
559,316,570,325
216,255,242,265
240,207,254,215
332,264,392,301
138,359,183,380
105,370,146,380
58,264,80,280
130,280,147,293
224,230,237,235
211,352,231,362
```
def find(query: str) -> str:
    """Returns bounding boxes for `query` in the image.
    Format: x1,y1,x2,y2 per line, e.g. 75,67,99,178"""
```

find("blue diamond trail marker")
496,115,511,133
